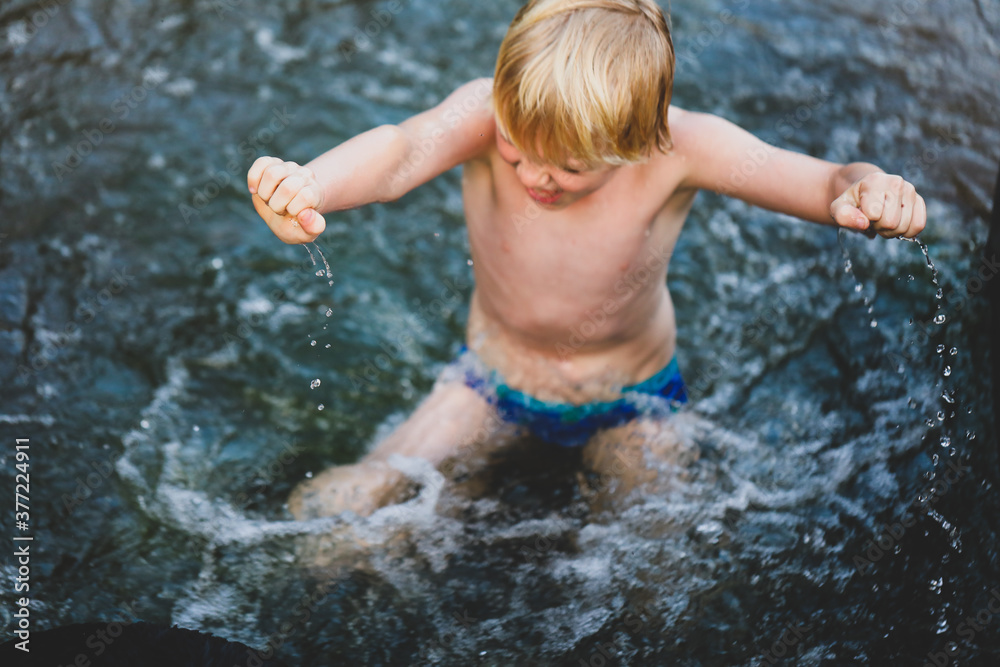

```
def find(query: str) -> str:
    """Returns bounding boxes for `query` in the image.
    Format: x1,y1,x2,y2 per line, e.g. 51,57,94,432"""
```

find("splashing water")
839,232,975,483
313,243,334,287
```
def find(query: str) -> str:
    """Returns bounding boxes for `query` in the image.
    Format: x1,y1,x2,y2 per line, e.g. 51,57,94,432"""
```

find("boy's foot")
287,460,416,519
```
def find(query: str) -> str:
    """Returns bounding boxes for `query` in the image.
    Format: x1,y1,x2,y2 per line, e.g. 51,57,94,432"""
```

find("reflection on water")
1,0,999,663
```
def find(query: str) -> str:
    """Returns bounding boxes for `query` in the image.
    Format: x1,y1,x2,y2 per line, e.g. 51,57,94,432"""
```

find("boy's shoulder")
650,106,767,189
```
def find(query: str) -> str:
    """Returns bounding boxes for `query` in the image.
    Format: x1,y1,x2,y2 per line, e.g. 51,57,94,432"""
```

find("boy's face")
496,127,619,209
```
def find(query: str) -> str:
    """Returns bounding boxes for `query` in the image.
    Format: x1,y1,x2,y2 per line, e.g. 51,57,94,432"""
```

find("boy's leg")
288,380,509,519
579,416,699,509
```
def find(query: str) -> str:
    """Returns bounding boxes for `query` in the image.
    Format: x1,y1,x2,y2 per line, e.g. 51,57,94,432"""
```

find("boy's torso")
458,110,698,404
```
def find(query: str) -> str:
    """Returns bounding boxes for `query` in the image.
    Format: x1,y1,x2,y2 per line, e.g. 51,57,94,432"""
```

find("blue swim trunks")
452,347,687,447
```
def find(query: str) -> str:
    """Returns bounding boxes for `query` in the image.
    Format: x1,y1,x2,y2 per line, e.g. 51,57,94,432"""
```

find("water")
1,0,999,664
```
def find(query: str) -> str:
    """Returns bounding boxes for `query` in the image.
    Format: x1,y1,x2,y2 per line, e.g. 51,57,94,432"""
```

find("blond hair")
493,0,675,169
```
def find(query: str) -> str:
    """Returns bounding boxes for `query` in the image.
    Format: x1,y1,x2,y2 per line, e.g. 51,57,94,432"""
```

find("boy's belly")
465,289,677,404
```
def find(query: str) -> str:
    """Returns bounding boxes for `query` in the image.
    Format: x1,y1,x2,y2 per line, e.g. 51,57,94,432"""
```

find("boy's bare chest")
462,161,690,291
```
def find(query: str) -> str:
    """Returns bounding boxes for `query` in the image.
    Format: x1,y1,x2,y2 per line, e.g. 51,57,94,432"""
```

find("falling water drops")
940,436,951,448
310,379,321,389
317,404,325,411
326,309,334,317
943,366,952,377
310,340,317,347
949,347,957,356
313,243,335,286
934,313,947,325
936,345,946,354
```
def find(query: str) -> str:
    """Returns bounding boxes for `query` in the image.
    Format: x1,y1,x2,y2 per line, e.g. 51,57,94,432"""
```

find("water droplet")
940,436,951,448
925,418,936,427
907,274,915,282
467,259,474,266
941,391,955,404
870,320,878,328
943,366,952,377
326,309,333,317
310,379,321,389
931,454,939,465
317,404,325,411
908,398,918,409
854,283,863,293
844,260,853,273
908,318,914,325
211,257,224,270
305,471,314,479
936,345,945,354
934,314,946,325
310,340,317,347
325,344,332,349
935,288,944,299
937,411,946,422
193,425,200,432
316,270,326,277
950,347,957,356
140,420,150,429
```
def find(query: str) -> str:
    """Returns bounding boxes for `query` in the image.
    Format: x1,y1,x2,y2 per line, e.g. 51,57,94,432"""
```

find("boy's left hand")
830,173,926,239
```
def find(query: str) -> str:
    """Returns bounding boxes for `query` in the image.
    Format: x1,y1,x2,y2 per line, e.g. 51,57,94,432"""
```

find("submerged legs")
288,380,508,519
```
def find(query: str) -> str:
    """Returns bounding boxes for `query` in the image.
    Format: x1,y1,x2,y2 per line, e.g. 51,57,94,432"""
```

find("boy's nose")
517,162,552,189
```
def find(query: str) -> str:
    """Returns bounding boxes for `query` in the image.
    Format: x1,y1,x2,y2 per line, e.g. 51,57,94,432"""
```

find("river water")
1,0,999,664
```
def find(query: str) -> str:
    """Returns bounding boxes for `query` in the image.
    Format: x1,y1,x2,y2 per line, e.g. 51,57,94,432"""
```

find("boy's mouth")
527,188,562,205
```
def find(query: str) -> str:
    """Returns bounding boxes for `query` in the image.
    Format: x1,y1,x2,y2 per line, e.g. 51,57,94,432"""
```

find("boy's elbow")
373,124,413,203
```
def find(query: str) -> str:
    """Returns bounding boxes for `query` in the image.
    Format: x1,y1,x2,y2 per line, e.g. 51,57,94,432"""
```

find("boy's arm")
248,78,495,244
674,110,926,238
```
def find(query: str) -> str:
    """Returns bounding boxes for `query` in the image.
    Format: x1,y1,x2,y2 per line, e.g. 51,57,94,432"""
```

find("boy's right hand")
247,157,326,244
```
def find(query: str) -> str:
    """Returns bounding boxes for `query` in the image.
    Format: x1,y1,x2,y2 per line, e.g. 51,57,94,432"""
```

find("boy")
247,0,926,518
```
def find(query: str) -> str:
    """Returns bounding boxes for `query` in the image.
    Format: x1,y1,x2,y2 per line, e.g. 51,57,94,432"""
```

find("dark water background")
1,0,999,664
